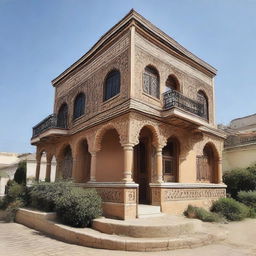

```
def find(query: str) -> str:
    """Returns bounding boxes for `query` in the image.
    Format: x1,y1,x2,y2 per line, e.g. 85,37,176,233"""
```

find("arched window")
197,90,209,120
162,138,179,182
143,66,160,98
104,70,120,101
73,93,85,120
57,103,68,128
165,75,179,92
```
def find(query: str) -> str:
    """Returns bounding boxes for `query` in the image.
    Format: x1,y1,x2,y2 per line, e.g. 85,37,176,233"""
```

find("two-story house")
31,10,226,219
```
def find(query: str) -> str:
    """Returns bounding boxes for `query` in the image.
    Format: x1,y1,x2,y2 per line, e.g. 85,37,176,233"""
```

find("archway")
58,145,73,179
196,143,218,183
134,126,156,204
39,151,47,181
75,139,91,182
165,75,180,92
50,156,57,182
96,128,123,182
162,137,180,182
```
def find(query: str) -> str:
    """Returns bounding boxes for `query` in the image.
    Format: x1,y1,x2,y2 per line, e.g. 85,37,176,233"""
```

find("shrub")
184,205,224,222
29,181,72,212
223,168,256,198
5,200,24,222
237,191,256,209
55,188,102,227
211,198,250,221
14,161,27,185
1,182,28,209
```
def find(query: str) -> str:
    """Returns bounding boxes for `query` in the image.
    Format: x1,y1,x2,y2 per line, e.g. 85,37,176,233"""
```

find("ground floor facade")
35,112,226,219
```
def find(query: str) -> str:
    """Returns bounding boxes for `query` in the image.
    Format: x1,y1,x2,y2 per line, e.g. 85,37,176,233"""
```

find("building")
31,10,226,219
220,113,256,172
0,152,56,196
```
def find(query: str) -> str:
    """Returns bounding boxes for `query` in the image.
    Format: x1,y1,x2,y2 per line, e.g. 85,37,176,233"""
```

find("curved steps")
15,208,227,252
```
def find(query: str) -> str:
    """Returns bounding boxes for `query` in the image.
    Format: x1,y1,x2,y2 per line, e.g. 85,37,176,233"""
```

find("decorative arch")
197,90,209,121
143,65,160,98
103,69,121,101
165,74,180,92
57,102,68,128
73,92,85,120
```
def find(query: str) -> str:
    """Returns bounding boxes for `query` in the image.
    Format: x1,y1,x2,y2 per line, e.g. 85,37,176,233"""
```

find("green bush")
29,181,72,212
55,188,102,227
5,200,24,222
211,198,250,221
237,191,256,208
184,205,224,222
1,182,28,209
223,168,256,198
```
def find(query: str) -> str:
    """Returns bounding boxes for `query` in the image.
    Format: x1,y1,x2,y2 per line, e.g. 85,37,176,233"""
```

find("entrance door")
134,140,149,204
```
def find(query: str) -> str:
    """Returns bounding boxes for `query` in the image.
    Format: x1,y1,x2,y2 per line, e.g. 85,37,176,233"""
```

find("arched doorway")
196,143,217,183
134,126,155,204
165,75,180,92
162,138,180,182
76,139,91,182
58,145,73,179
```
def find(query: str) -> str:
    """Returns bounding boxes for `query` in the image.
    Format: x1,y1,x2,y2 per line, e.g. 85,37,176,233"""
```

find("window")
143,66,160,98
57,103,68,128
104,70,120,101
197,90,209,120
165,75,179,92
73,93,85,120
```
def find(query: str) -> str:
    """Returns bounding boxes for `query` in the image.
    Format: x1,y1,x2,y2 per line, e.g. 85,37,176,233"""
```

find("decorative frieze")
163,188,226,201
96,188,122,203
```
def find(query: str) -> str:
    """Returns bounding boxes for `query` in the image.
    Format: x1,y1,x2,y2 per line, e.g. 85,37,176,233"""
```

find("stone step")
15,208,228,252
138,204,161,216
92,215,202,238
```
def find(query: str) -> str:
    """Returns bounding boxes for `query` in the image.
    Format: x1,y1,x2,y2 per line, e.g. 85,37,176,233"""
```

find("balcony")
31,114,68,143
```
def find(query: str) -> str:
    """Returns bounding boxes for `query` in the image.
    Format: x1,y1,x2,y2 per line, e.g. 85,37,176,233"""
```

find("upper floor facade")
31,9,219,144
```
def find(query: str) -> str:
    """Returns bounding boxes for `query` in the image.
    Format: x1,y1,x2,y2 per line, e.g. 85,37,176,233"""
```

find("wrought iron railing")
32,114,67,138
225,134,256,147
163,89,206,118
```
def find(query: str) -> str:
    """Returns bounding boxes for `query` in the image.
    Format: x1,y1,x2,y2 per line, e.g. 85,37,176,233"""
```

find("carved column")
45,154,52,182
89,152,97,182
156,147,163,183
123,144,134,182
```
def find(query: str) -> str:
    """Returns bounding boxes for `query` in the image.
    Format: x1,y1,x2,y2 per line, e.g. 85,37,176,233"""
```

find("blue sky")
0,0,256,153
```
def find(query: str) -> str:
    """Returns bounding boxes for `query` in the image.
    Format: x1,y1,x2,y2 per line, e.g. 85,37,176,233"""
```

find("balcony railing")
225,135,256,147
32,114,67,138
163,90,206,118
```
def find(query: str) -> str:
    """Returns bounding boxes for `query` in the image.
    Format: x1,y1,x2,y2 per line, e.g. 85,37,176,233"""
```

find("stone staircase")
16,208,228,252
137,204,164,218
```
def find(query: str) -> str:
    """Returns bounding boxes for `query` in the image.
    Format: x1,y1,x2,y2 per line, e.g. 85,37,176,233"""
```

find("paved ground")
0,218,256,256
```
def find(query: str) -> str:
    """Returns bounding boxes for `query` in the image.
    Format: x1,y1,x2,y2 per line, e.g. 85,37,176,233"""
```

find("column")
45,158,52,182
122,144,134,182
156,147,163,183
35,160,41,181
71,157,77,181
217,158,223,183
89,152,97,182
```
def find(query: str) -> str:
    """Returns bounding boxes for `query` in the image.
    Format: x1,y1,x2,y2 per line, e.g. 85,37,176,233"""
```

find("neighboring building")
0,152,56,196
31,10,226,219
220,113,256,172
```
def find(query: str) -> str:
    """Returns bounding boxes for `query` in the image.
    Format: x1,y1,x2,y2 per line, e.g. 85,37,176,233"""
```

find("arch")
197,90,209,121
103,69,121,101
162,136,180,182
143,65,160,98
165,75,180,92
73,92,85,120
57,103,68,128
197,142,219,183
96,128,123,182
94,123,122,152
57,145,73,179
38,151,47,181
50,155,57,182
74,138,91,182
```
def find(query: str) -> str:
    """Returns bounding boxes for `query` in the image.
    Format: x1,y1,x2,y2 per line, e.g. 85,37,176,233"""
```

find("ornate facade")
31,10,226,219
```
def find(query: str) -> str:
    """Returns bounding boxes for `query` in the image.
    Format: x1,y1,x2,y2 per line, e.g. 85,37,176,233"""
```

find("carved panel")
164,188,226,201
96,188,122,203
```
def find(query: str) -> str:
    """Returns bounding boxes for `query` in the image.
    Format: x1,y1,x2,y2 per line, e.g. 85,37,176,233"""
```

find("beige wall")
223,144,256,172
